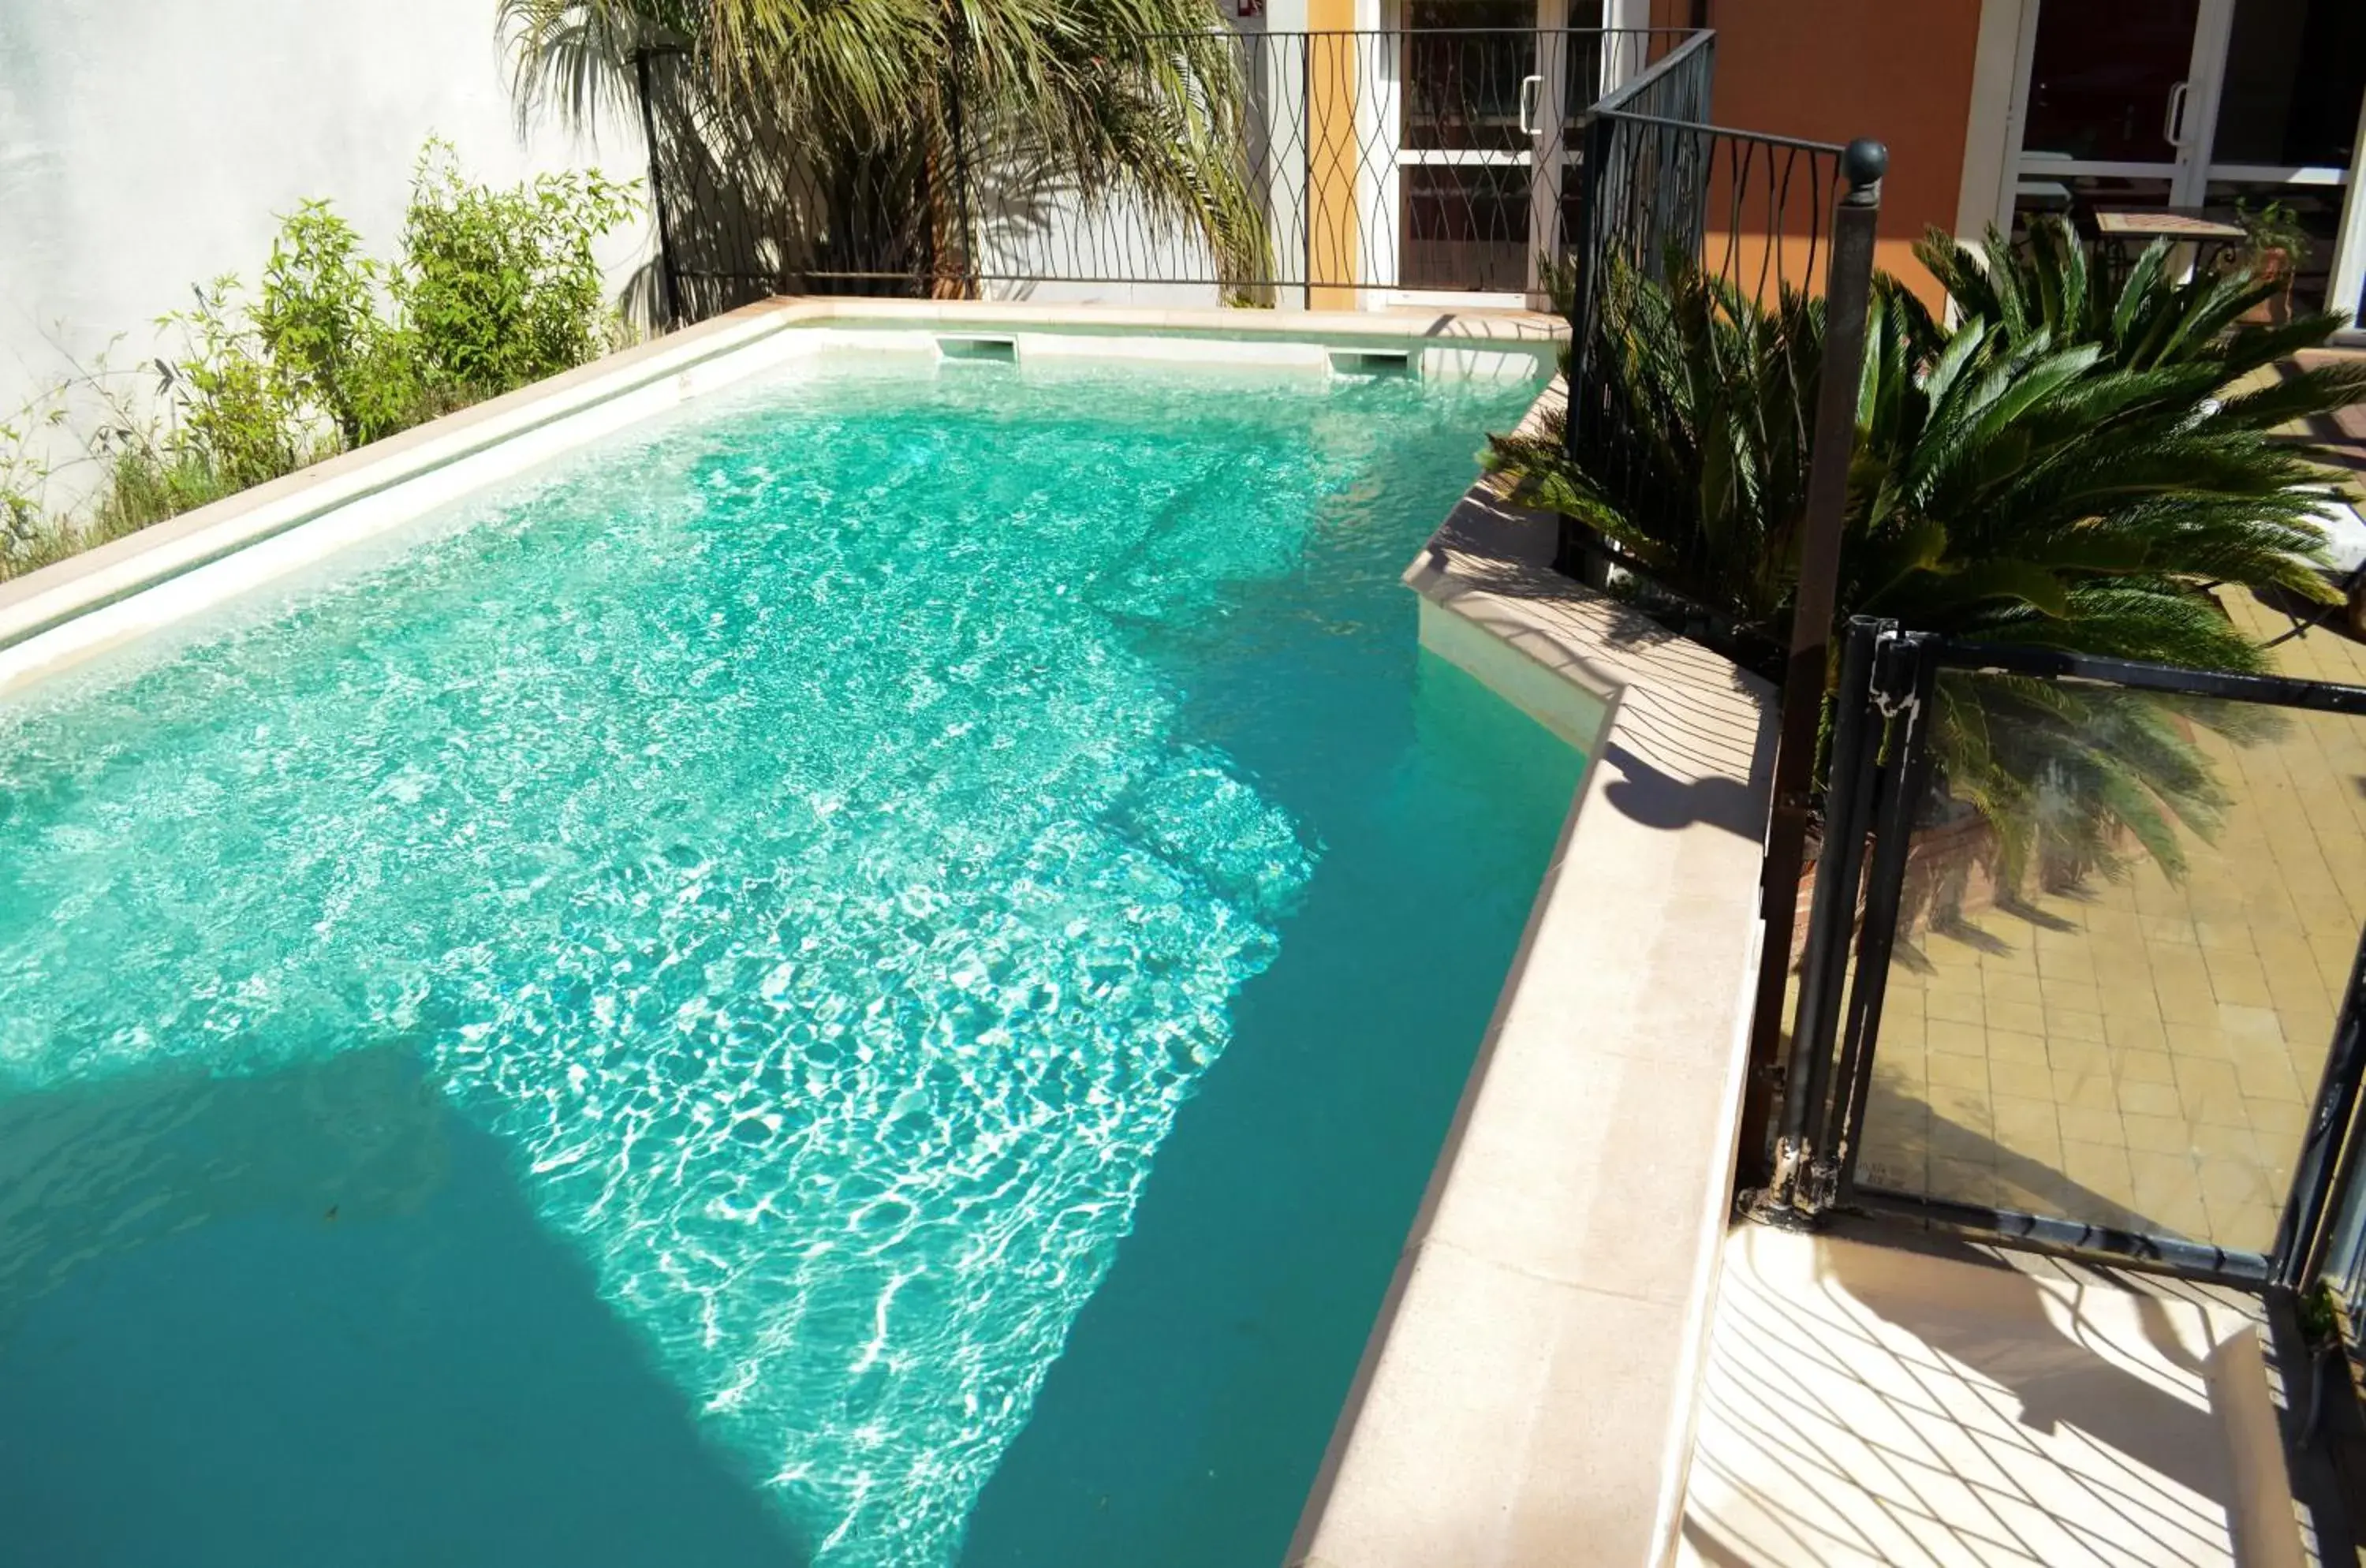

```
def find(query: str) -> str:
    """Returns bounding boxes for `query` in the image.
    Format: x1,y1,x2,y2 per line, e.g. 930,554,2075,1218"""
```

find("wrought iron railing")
633,28,1696,316
1561,34,1860,569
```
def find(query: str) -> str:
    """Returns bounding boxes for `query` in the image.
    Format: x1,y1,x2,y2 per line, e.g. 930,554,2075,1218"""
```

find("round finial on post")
1842,139,1889,203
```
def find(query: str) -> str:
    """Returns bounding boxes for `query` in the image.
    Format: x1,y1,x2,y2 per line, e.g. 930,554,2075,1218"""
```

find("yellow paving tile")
1925,989,1983,1025
1979,999,2041,1038
1925,1018,1987,1057
2110,1050,2177,1085
2048,1039,2110,1076
2061,1140,2135,1201
1879,1010,1926,1048
1928,1159,1996,1207
1980,971,2044,1008
2052,1069,2120,1111
2100,1014,2168,1051
2172,1058,2246,1127
1989,1058,2053,1101
2047,1008,2107,1042
2248,1097,2310,1138
2039,980,2105,1016
2114,1079,2185,1119
1985,1029,2049,1066
2121,1114,2195,1156
2192,1122,2262,1161
1829,589,2366,1255
2055,1105,2126,1148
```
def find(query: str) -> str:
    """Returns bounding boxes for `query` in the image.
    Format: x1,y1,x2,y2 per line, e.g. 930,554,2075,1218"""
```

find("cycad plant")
1505,259,1823,640
1917,215,2352,387
1489,228,2366,887
500,0,1268,301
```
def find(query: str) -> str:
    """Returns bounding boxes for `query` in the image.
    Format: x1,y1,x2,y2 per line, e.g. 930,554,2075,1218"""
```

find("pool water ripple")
0,359,1539,1565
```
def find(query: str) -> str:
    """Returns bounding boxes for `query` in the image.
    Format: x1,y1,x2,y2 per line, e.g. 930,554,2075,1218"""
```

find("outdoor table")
2088,208,2246,285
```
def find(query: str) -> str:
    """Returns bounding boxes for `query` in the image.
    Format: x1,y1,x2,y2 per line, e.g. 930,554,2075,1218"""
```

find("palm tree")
499,0,1268,302
1487,240,2366,887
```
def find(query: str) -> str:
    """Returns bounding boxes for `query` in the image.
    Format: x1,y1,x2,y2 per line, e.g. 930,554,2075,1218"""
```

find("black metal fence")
1558,32,1861,586
1765,617,2366,1296
633,28,1696,317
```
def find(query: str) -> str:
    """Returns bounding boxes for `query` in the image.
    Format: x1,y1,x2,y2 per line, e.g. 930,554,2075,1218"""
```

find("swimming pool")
0,347,1577,1566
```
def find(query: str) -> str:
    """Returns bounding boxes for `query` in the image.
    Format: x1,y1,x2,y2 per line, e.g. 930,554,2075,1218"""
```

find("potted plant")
2234,197,2309,324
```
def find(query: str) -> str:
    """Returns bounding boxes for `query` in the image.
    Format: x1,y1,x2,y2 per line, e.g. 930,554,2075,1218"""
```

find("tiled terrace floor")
1678,1226,2302,1568
1858,589,2366,1254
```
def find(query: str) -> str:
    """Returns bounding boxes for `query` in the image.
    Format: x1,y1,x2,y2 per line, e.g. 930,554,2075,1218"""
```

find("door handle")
1519,73,1543,137
2163,80,2190,148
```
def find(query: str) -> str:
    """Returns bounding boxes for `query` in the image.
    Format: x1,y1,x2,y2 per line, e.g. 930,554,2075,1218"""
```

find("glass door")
2010,0,2220,211
2203,0,2366,316
1385,0,1568,298
2004,0,2366,315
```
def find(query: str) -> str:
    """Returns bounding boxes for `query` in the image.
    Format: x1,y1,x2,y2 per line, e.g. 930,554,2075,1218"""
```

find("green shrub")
396,140,638,401
1,143,639,581
255,200,417,446
161,278,319,491
1,395,69,561
1487,233,2366,890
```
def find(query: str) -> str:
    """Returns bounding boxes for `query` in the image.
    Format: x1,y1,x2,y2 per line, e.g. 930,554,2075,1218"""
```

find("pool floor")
0,353,1577,1567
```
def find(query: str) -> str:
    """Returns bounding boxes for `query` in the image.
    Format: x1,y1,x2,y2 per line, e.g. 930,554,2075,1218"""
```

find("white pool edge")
1288,379,1778,1568
0,298,1561,696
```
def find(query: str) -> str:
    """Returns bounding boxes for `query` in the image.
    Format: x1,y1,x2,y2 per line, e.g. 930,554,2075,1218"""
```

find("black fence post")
1557,107,1618,577
633,47,685,330
1735,136,1886,1191
1824,630,1939,1204
1759,616,1887,1211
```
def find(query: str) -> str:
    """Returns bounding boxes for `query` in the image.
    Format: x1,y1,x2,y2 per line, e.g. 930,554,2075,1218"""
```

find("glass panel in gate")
1853,653,2366,1256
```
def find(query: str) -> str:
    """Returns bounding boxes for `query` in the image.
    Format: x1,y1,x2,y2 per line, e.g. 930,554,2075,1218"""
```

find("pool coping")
0,298,1561,694
1286,379,1778,1568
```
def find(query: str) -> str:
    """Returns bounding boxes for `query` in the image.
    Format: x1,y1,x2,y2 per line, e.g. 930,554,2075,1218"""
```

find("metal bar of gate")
2278,924,2366,1289
1827,630,1939,1203
1763,618,1886,1207
1736,136,1888,1187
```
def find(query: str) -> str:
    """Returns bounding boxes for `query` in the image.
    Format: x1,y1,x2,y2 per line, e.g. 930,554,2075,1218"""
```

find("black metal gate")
1763,617,2366,1290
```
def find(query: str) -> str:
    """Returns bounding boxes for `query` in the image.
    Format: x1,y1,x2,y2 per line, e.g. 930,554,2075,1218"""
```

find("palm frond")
502,0,1270,289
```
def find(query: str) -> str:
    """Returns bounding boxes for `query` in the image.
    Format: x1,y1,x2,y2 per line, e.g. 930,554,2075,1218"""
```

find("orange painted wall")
1685,0,1985,304
1305,0,1362,308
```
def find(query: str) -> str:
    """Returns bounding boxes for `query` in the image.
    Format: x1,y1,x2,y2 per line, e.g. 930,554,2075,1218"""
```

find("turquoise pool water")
0,353,1579,1567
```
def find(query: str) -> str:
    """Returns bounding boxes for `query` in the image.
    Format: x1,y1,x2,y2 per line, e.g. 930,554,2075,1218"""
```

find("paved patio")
1678,1226,2304,1568
1857,588,2366,1255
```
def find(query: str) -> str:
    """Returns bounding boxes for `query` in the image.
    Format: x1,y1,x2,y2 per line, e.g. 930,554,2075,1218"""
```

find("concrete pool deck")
1679,1225,2307,1568
1289,380,1780,1567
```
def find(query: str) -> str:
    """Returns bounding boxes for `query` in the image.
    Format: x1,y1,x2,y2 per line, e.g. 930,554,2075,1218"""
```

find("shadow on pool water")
0,1045,811,1568
961,649,1583,1567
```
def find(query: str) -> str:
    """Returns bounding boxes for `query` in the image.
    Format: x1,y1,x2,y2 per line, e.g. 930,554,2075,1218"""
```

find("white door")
1372,0,1575,304
2002,0,2366,323
2006,0,2228,210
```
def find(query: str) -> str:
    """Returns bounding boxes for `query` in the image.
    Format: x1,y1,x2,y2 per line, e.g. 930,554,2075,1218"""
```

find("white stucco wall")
0,0,653,456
